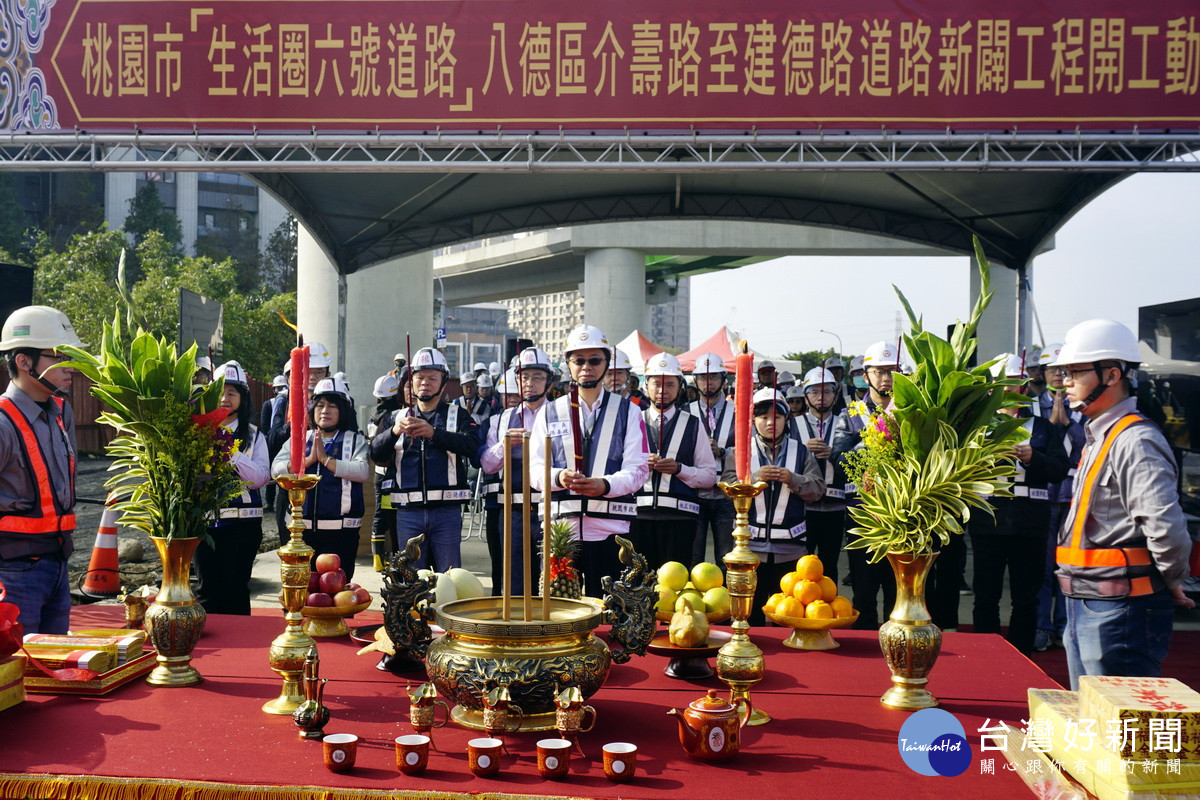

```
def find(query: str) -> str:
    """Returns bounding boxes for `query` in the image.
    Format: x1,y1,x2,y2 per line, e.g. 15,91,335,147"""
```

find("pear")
668,597,710,648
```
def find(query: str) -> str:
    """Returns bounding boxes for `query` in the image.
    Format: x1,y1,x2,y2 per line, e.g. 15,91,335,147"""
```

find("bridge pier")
583,247,645,344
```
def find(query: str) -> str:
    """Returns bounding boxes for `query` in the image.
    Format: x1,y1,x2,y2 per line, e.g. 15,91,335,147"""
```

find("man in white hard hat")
454,371,479,416
607,349,646,408
369,347,480,571
776,371,796,393
633,353,719,569
479,349,554,595
195,355,214,384
1049,320,1194,689
687,353,738,568
474,373,497,424
367,373,404,570
0,305,83,633
823,357,849,415
796,368,851,586
755,359,776,391
846,356,867,404
529,325,650,598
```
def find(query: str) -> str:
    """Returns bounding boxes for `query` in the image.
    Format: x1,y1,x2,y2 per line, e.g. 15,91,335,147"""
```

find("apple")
319,570,347,594
657,561,689,592
333,590,359,607
690,562,724,592
307,572,321,592
306,592,333,607
314,553,341,574
344,582,361,592
352,587,371,604
702,586,731,617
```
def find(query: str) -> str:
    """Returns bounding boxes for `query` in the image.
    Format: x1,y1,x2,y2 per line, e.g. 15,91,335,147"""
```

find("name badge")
824,487,845,499
789,522,808,537
607,502,637,515
1028,488,1049,501
677,500,700,515
444,489,472,501
547,421,571,438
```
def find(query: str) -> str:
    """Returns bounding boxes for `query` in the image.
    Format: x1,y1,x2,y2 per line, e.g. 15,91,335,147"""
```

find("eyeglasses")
866,367,895,377
1051,367,1099,382
805,386,836,396
569,357,606,367
37,352,71,364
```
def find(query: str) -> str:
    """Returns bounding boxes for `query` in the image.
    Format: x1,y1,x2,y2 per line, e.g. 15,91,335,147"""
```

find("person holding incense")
796,368,851,587
369,346,480,572
632,352,719,570
687,353,738,570
528,325,650,599
721,388,824,626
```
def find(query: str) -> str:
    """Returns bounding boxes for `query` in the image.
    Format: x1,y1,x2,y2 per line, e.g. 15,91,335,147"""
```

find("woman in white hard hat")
194,361,271,615
272,376,370,580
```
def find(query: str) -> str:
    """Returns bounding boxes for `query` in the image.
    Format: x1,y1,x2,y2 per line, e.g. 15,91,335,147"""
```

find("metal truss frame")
1,131,1199,172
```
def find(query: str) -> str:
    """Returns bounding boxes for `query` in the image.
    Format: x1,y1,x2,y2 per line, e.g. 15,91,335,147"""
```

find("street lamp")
819,329,843,359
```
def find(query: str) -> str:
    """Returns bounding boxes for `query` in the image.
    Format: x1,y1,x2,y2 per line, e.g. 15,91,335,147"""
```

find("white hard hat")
307,341,332,369
473,362,486,372
611,348,633,371
1038,344,1063,366
776,370,796,385
823,356,845,370
785,385,805,400
757,360,775,371
477,373,493,388
488,361,501,377
313,375,351,400
0,305,84,351
990,353,1026,379
216,360,248,387
1023,346,1043,367
1050,319,1140,366
282,359,292,375
849,356,865,372
516,347,554,373
196,355,213,372
497,369,520,395
643,352,684,378
411,346,449,373
803,367,838,390
752,387,788,411
394,353,405,362
459,371,477,384
563,324,610,356
271,374,287,389
691,353,726,375
862,341,900,368
373,374,399,398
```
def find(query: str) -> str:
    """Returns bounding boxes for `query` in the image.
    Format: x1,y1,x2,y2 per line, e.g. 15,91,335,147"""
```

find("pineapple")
540,519,583,599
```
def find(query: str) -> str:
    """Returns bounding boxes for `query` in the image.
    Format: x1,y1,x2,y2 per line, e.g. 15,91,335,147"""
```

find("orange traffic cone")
80,500,121,599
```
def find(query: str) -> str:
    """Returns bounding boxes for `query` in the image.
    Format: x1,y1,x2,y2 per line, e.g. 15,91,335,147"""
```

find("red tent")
677,327,757,372
615,330,666,373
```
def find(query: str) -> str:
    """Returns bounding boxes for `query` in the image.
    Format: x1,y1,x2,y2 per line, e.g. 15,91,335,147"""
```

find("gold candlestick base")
716,479,771,727
263,473,320,715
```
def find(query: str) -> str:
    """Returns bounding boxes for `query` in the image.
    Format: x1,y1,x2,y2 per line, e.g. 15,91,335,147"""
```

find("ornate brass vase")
144,535,206,687
878,551,942,710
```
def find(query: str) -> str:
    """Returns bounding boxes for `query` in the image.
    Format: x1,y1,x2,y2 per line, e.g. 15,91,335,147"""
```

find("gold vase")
144,536,206,687
878,551,941,710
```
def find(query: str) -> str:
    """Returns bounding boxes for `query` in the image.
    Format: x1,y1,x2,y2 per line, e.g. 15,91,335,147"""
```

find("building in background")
441,303,518,376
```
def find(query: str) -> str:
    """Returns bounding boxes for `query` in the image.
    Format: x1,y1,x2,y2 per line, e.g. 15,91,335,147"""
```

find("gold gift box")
24,651,156,696
27,631,145,665
21,645,115,674
1079,677,1200,763
0,655,25,712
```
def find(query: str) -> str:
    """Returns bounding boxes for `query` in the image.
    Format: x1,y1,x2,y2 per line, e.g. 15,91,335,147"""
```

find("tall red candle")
288,345,310,475
734,342,753,482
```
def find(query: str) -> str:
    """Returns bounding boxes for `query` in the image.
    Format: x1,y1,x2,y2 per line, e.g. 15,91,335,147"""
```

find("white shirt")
644,405,720,490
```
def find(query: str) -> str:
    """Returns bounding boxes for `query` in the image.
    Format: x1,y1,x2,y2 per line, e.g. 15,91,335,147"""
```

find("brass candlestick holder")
263,472,320,715
716,479,771,726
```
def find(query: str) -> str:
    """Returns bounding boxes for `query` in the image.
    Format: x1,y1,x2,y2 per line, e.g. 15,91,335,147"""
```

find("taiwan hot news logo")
898,708,973,777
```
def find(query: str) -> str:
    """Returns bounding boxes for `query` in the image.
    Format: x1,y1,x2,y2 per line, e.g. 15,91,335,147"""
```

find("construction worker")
259,374,288,509
474,374,497,423
847,356,868,404
722,388,824,625
785,385,806,418
271,376,370,579
607,349,647,407
633,353,719,570
823,357,849,414
194,355,214,384
367,373,404,569
479,350,553,595
797,368,850,586
529,325,649,598
776,371,797,393
391,353,407,378
687,353,737,567
369,347,480,571
196,361,270,615
455,371,478,414
756,359,776,390
485,362,504,415
1050,320,1195,689
0,306,82,634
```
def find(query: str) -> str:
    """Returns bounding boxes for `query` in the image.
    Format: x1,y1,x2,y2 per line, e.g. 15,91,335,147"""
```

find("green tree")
222,291,297,380
0,175,30,261
31,228,125,348
124,180,184,264
194,199,262,294
782,347,847,375
261,216,297,293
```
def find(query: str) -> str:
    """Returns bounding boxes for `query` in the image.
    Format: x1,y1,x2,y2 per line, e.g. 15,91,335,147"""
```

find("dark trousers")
485,505,542,596
371,474,395,563
302,527,361,582
848,545,896,630
927,533,967,630
971,533,1047,655
579,535,622,599
750,553,797,626
805,510,846,586
630,517,696,573
195,519,264,616
692,497,735,569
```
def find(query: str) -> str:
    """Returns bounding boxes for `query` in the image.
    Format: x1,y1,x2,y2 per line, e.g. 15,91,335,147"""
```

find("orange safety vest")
0,396,76,538
1055,413,1155,597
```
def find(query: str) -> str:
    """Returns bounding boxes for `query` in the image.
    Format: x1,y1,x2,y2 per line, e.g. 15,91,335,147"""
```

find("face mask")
853,376,868,390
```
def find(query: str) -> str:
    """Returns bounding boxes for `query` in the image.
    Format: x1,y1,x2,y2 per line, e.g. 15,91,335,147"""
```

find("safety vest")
1055,413,1158,598
748,436,810,543
637,407,702,516
0,396,75,543
688,398,735,450
211,425,265,526
390,404,472,506
799,412,852,504
300,430,366,530
483,405,544,510
543,391,638,521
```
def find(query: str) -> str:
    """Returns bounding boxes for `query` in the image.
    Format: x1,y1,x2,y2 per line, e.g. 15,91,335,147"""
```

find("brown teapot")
667,690,752,762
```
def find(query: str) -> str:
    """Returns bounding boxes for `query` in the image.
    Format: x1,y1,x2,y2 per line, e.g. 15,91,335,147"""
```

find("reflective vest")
543,392,637,521
211,425,265,526
0,396,75,543
483,406,544,510
799,412,852,504
390,404,472,506
990,407,1057,501
688,398,735,450
638,407,702,516
301,430,366,530
1056,413,1158,598
749,436,810,542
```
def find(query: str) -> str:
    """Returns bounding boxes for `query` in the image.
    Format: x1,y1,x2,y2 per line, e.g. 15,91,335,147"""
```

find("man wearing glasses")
529,325,649,598
797,368,850,586
1049,319,1194,689
0,306,83,634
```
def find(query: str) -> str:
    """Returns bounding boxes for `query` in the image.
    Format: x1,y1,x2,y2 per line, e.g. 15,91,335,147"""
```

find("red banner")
4,0,1198,133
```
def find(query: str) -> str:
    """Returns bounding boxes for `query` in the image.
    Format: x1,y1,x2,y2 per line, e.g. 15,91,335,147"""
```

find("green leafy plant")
57,315,244,540
843,237,1029,562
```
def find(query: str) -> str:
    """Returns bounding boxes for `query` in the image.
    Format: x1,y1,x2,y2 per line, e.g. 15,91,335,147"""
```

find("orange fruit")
805,600,834,620
778,596,804,619
779,571,800,597
796,554,824,582
817,576,837,602
764,592,785,615
792,579,822,605
831,596,854,618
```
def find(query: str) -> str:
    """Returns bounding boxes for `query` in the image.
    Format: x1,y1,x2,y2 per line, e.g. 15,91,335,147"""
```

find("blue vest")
798,412,852,505
483,406,544,510
301,430,365,530
749,436,810,543
991,405,1063,502
212,426,265,527
390,404,472,506
543,392,637,521
638,408,702,516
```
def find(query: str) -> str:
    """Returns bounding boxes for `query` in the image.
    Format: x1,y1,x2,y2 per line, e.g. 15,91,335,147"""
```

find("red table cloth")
0,606,1061,800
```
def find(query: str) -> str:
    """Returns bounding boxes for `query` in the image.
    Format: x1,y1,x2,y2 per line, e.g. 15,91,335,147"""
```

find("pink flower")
874,414,894,442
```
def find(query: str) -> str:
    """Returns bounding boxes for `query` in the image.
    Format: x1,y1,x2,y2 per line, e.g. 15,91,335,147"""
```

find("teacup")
395,734,430,776
536,738,573,780
602,742,637,782
468,737,504,778
322,734,359,773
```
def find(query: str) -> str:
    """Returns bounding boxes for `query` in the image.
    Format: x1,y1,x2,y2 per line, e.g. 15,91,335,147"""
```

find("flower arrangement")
842,238,1029,561
58,316,244,541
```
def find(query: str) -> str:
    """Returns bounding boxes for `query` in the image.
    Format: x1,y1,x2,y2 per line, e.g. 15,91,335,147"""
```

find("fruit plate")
300,600,372,637
764,610,860,651
646,630,732,680
656,609,731,625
